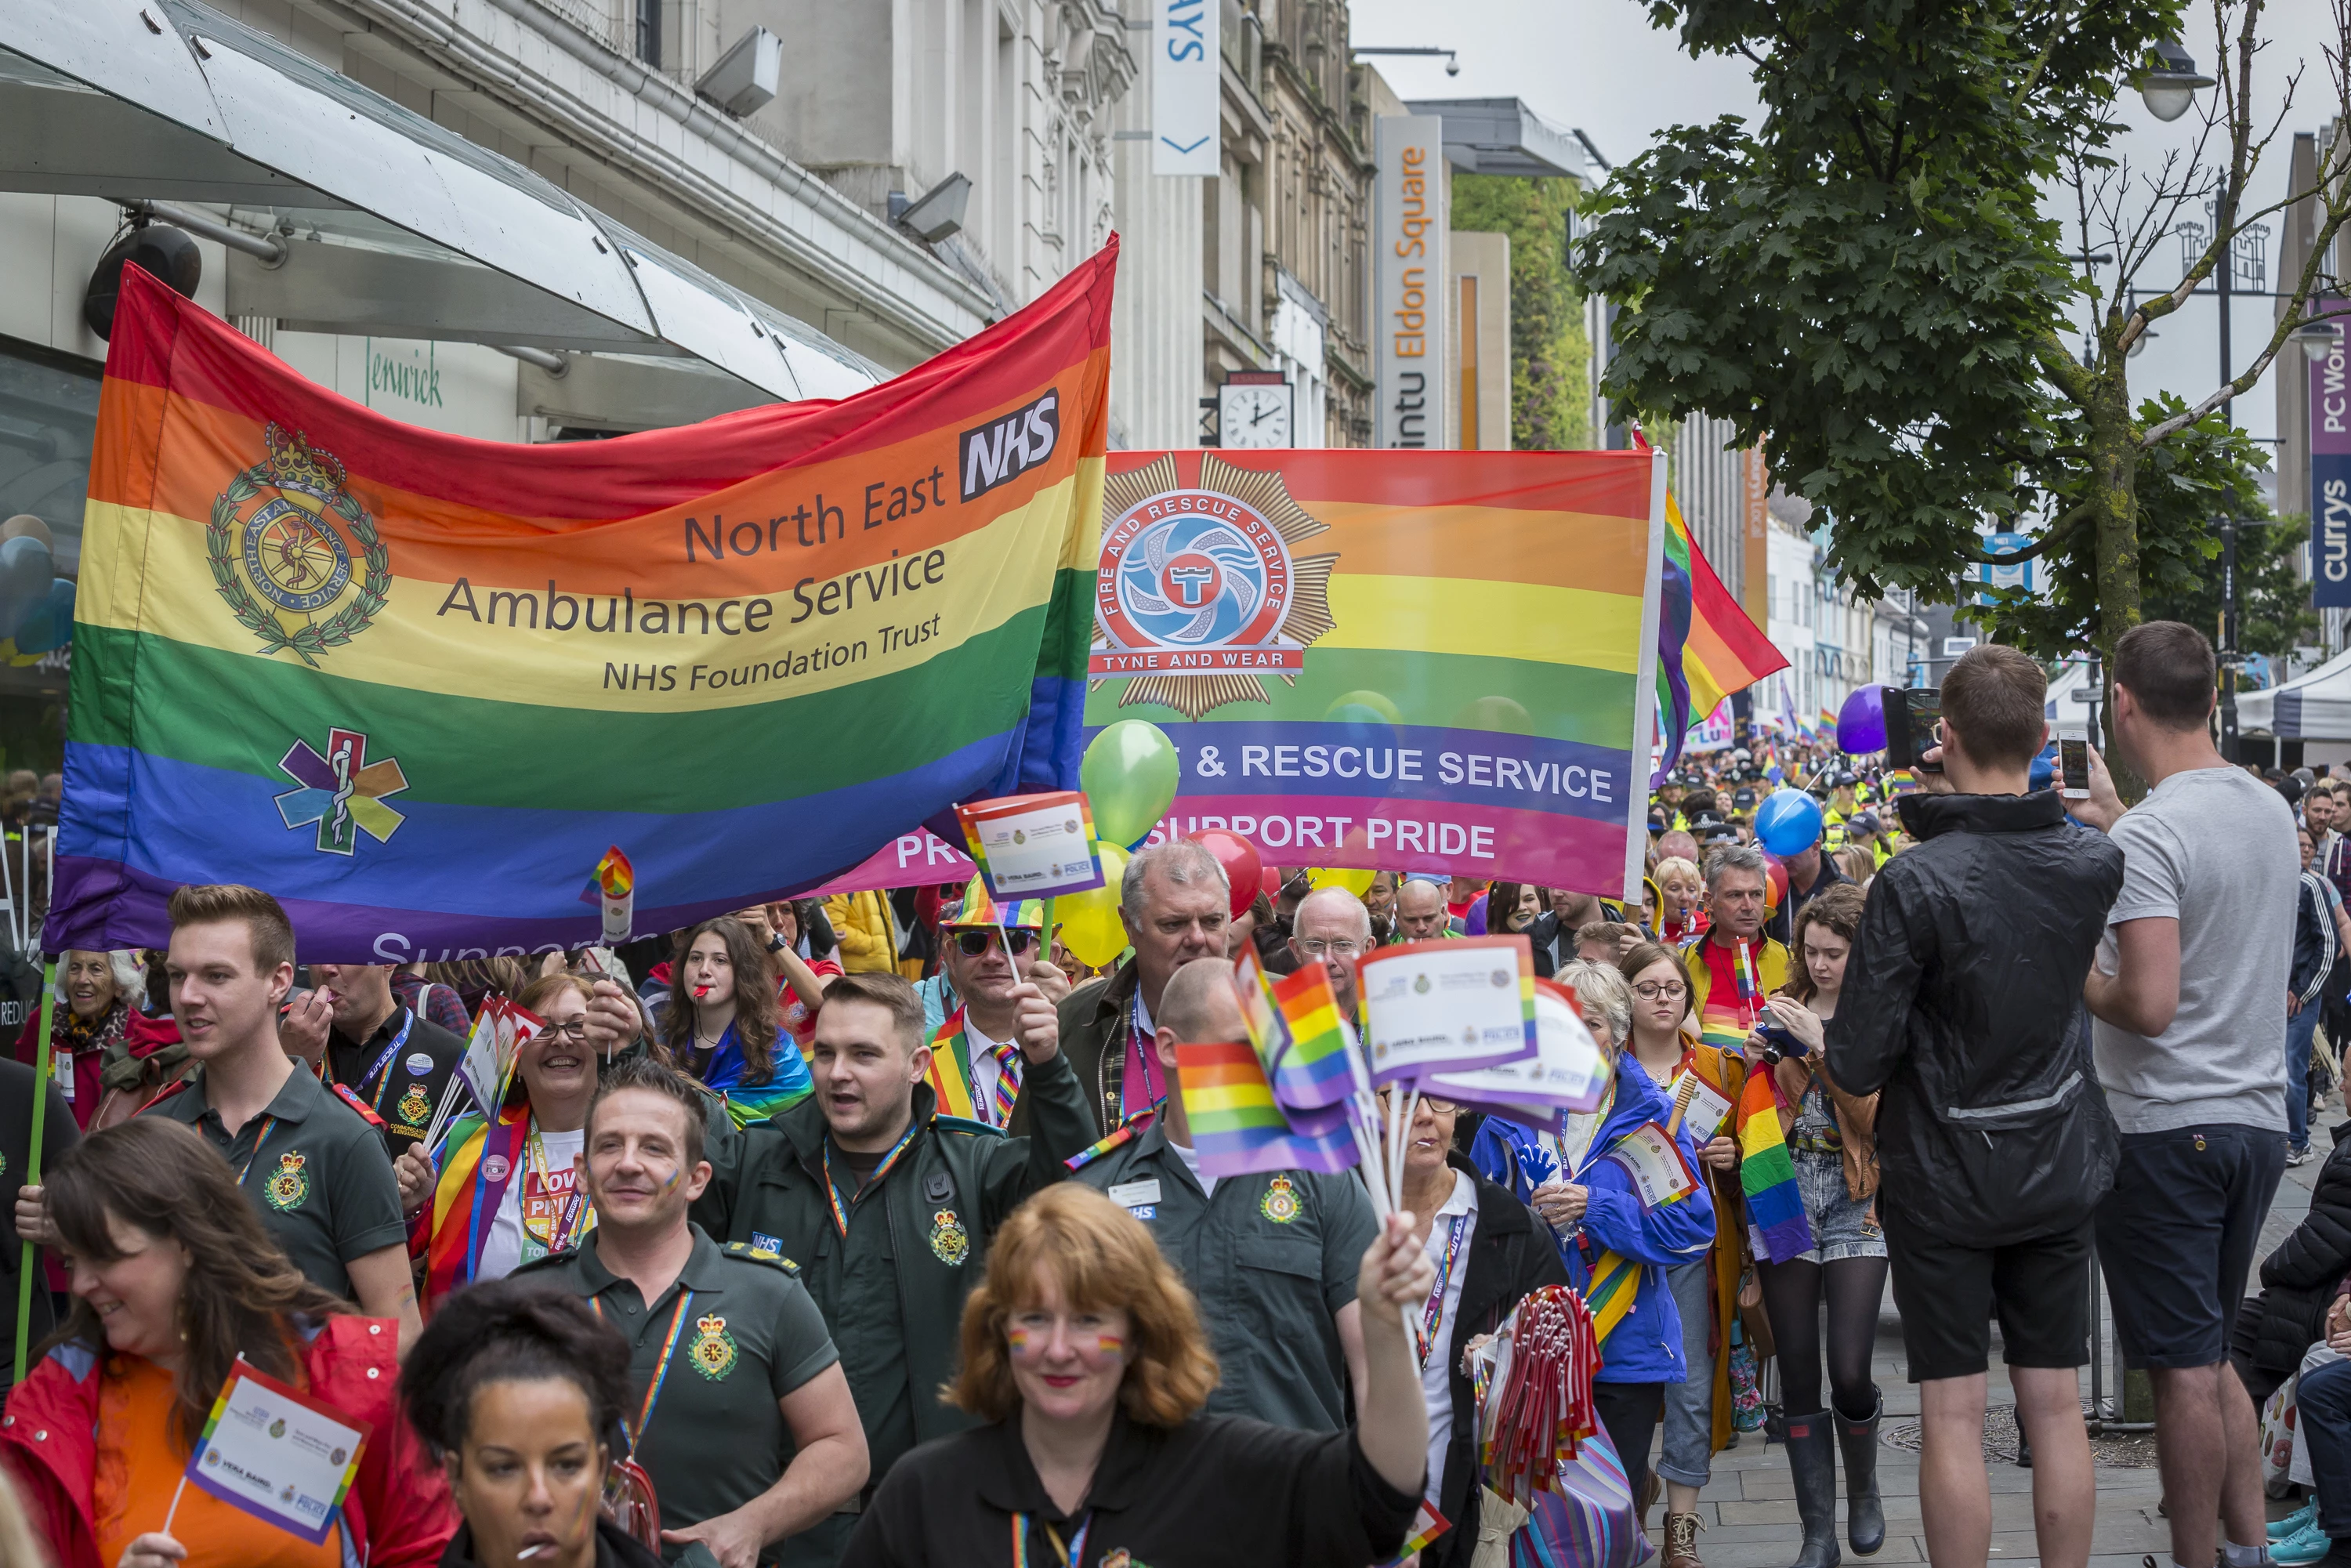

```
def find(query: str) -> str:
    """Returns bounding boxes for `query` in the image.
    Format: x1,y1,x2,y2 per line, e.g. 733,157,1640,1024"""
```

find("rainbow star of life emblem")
274,727,408,855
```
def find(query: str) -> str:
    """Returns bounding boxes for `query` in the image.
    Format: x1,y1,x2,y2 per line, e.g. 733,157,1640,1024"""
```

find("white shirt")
965,1015,1011,1128
1418,1169,1479,1505
1168,1137,1217,1200
479,1124,587,1282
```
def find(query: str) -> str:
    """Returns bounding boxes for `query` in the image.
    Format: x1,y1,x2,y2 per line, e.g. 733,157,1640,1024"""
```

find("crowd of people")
0,619,2336,1568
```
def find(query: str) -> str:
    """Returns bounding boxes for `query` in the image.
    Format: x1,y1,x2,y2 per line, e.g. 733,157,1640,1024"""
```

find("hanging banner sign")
2311,295,2351,609
1153,0,1219,176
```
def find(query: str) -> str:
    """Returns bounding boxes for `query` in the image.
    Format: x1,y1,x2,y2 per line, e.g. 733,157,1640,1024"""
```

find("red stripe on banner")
99,237,1119,521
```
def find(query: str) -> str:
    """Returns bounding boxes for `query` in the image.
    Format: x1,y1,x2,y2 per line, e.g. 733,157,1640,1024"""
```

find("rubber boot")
1778,1409,1843,1568
1835,1394,1886,1556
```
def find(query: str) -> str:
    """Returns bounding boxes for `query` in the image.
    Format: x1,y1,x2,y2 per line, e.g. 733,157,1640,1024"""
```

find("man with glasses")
1289,885,1373,1020
918,877,1067,1136
1069,956,1378,1434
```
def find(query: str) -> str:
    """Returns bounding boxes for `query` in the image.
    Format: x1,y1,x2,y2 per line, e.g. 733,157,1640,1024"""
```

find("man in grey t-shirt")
2080,621,2295,1568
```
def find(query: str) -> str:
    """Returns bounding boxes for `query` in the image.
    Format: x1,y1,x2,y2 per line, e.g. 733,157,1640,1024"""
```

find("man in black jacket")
1826,645,2125,1568
2233,1122,2351,1406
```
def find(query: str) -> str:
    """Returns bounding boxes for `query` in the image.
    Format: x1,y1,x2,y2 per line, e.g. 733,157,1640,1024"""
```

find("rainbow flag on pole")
1175,1039,1360,1179
1266,964,1370,1111
1735,1068,1815,1263
1636,435,1788,784
49,247,1116,959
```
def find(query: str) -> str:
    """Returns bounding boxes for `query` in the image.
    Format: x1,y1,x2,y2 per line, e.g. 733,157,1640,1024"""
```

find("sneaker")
2277,1519,2338,1565
2277,1505,2321,1541
2291,1146,2318,1168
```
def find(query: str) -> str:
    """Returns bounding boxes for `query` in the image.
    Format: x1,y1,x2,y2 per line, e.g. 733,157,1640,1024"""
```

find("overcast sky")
1349,0,2349,465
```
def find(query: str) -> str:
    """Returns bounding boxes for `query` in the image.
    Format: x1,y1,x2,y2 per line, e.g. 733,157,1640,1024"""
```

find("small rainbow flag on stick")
1266,962,1370,1112
1175,1040,1360,1179
596,846,634,943
1378,1502,1452,1568
1736,1069,1815,1262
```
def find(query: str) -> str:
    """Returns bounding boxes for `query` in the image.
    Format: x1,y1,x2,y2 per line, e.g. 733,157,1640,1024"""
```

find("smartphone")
2059,737,2091,799
1882,686,1944,773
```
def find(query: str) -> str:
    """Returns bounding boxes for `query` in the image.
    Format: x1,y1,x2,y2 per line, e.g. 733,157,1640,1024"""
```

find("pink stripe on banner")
799,802,1632,900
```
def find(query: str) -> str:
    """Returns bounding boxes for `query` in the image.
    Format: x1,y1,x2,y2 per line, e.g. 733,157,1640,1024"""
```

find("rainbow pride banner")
49,249,1116,959
1091,451,1667,900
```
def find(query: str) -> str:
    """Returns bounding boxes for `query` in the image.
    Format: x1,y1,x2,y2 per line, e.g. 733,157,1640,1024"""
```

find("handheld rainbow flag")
50,246,1115,960
1634,433,1788,785
1173,1039,1360,1179
596,846,634,943
1266,961,1370,1112
1735,1068,1815,1263
1378,1503,1452,1568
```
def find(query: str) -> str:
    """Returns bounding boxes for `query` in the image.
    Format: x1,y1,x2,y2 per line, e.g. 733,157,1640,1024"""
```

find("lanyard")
522,1121,594,1251
1415,1208,1471,1370
232,1115,280,1186
593,1290,693,1449
1009,1511,1091,1568
354,1011,417,1112
1117,993,1165,1121
822,1121,920,1238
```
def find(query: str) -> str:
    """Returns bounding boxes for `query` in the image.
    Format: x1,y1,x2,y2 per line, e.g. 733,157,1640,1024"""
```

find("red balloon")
1260,866,1282,900
1187,829,1262,921
1762,854,1790,912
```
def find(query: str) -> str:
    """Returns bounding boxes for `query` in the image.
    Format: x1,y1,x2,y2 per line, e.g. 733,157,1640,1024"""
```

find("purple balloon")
1837,685,1888,755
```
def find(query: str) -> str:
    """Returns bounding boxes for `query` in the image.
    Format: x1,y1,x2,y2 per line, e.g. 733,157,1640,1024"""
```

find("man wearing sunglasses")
918,878,1067,1136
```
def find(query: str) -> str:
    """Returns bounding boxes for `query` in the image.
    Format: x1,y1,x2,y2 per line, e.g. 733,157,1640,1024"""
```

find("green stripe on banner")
67,591,1081,810
1081,647,1639,747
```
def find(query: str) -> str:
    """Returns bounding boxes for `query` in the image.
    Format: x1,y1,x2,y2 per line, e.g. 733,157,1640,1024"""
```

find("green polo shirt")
324,1001,467,1154
142,1060,406,1300
1070,1115,1375,1432
513,1223,839,1563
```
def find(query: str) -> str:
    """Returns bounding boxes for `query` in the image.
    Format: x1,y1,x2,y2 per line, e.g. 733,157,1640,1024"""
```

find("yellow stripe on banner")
78,473,1090,714
1319,575,1645,673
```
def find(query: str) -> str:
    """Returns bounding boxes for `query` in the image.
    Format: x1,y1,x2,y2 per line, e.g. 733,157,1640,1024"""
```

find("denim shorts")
1788,1149,1886,1265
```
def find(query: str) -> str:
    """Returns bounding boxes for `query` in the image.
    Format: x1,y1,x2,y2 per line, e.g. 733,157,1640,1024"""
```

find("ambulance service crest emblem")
929,1208,971,1266
264,1150,310,1212
1090,454,1337,719
208,422,390,668
1260,1175,1301,1225
689,1313,737,1381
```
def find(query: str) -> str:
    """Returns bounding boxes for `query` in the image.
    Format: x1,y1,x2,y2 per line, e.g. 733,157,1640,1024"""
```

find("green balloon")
1323,689,1403,725
1082,720,1181,846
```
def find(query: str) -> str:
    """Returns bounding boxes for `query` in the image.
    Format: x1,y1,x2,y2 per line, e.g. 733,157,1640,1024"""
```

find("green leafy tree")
1573,0,2351,675
1451,174,1592,449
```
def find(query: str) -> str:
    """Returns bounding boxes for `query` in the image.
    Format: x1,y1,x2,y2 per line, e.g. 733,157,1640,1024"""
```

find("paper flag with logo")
51,245,1115,959
955,789,1103,900
1423,976,1608,1121
1355,936,1540,1086
184,1356,369,1546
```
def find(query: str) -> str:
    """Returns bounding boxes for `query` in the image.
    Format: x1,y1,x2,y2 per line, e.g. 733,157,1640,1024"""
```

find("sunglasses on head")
955,929,1038,957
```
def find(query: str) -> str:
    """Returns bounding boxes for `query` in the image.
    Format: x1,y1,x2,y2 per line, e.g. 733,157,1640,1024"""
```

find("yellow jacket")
823,891,899,974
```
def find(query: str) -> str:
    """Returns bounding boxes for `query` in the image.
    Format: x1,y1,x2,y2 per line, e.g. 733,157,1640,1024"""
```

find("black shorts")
2096,1124,2287,1371
1883,1206,2091,1382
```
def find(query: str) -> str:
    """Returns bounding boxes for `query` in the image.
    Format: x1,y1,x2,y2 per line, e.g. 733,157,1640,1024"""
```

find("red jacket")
0,1316,457,1568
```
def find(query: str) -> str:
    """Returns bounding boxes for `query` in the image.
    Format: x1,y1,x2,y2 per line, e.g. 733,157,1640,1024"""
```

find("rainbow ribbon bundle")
1475,1284,1602,1505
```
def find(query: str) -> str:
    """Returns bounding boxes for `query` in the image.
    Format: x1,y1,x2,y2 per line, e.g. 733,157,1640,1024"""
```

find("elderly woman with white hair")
1469,958,1716,1512
12,949,181,1131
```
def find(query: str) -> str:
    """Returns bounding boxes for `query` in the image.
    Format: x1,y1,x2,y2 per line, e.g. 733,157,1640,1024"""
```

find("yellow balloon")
1056,844,1130,969
1308,866,1375,897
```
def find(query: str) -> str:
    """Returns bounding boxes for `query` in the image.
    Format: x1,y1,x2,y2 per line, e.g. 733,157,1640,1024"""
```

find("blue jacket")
1470,1054,1716,1383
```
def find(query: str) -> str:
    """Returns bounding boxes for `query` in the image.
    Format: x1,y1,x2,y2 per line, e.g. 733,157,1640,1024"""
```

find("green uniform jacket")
1055,958,1139,1135
692,1048,1096,1468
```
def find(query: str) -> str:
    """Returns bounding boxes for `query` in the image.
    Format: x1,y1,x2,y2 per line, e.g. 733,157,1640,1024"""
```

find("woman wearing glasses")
1620,941,1744,1568
401,972,604,1312
922,879,1069,1133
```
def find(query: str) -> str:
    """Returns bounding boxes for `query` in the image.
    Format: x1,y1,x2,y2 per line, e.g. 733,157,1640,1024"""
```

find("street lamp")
2294,312,2340,362
2140,42,2215,122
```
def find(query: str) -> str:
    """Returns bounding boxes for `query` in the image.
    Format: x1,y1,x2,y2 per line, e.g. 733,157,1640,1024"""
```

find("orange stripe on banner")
91,355,1107,598
1302,502,1646,597
1110,449,1654,520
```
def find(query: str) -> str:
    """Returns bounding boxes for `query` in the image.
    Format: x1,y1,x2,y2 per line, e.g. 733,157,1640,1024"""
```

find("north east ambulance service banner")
818,449,1668,901
49,249,1115,961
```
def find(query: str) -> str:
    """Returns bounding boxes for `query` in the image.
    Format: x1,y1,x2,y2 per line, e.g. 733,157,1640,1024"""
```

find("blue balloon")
1754,788,1826,857
1836,685,1888,755
13,578,74,654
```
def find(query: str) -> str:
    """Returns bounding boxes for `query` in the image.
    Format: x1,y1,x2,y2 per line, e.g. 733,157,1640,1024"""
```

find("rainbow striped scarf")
922,1010,984,1124
1735,1069,1815,1263
418,1099,533,1313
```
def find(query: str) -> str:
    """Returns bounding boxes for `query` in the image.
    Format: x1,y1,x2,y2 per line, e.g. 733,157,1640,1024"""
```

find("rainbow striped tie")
991,1044,1023,1126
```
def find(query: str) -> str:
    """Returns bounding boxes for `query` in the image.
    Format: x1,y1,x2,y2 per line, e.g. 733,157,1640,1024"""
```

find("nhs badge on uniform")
752,1231,784,1255
1107,1179,1161,1222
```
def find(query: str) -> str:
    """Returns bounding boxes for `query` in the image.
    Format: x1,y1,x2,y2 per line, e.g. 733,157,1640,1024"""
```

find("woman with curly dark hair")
400,1278,657,1568
0,1117,455,1568
841,1182,1436,1567
660,917,809,1128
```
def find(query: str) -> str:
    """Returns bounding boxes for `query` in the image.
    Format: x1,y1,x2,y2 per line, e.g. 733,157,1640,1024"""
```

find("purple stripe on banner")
49,727,1020,959
1132,794,1630,892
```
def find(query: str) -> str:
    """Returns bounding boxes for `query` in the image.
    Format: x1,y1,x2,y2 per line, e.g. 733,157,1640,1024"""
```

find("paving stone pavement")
1661,1095,2331,1568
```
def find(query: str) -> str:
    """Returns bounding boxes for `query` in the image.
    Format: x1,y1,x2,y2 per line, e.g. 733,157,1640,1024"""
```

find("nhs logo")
959,390,1060,502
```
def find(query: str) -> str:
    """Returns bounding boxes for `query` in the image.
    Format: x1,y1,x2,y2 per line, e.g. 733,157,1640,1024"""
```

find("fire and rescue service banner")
1089,451,1665,900
49,247,1114,961
811,450,1667,901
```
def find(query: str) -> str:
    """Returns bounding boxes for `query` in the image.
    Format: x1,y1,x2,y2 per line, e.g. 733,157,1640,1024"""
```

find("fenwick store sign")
2313,294,2351,609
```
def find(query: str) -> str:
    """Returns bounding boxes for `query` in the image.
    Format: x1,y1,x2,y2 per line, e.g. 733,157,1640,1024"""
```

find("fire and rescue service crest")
207,423,391,668
1089,455,1337,719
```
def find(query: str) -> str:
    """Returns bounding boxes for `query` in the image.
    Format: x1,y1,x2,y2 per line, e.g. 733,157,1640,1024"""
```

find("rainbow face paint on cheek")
1094,1334,1126,1358
1006,1325,1037,1358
